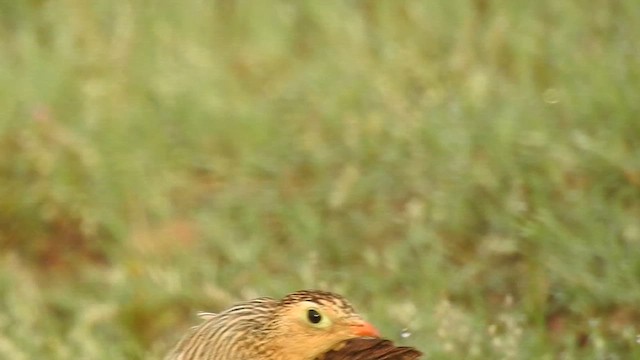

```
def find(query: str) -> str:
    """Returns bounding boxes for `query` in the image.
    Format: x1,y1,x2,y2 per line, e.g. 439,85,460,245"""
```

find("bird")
166,289,417,360
319,338,422,360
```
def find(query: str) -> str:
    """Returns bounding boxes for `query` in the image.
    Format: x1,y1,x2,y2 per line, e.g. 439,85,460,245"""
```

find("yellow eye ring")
299,303,332,329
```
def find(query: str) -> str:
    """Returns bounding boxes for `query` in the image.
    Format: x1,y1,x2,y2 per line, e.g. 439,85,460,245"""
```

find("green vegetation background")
1,1,639,359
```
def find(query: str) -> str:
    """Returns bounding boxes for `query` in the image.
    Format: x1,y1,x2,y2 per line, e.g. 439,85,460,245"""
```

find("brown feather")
319,338,422,360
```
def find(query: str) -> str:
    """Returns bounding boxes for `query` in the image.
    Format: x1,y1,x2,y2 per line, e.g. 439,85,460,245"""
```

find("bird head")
266,290,380,360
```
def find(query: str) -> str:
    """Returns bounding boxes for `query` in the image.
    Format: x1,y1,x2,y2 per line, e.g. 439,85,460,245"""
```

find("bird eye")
307,309,322,324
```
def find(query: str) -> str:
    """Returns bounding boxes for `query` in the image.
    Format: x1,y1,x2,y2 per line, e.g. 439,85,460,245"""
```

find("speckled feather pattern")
166,290,364,360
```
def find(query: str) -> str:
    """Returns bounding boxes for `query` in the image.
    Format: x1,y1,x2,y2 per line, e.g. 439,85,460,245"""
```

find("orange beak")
351,321,380,338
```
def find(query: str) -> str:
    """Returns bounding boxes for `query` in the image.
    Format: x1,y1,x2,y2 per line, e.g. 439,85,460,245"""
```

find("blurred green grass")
1,0,639,358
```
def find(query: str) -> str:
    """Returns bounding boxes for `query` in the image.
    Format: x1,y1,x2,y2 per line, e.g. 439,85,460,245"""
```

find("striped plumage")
167,290,380,360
